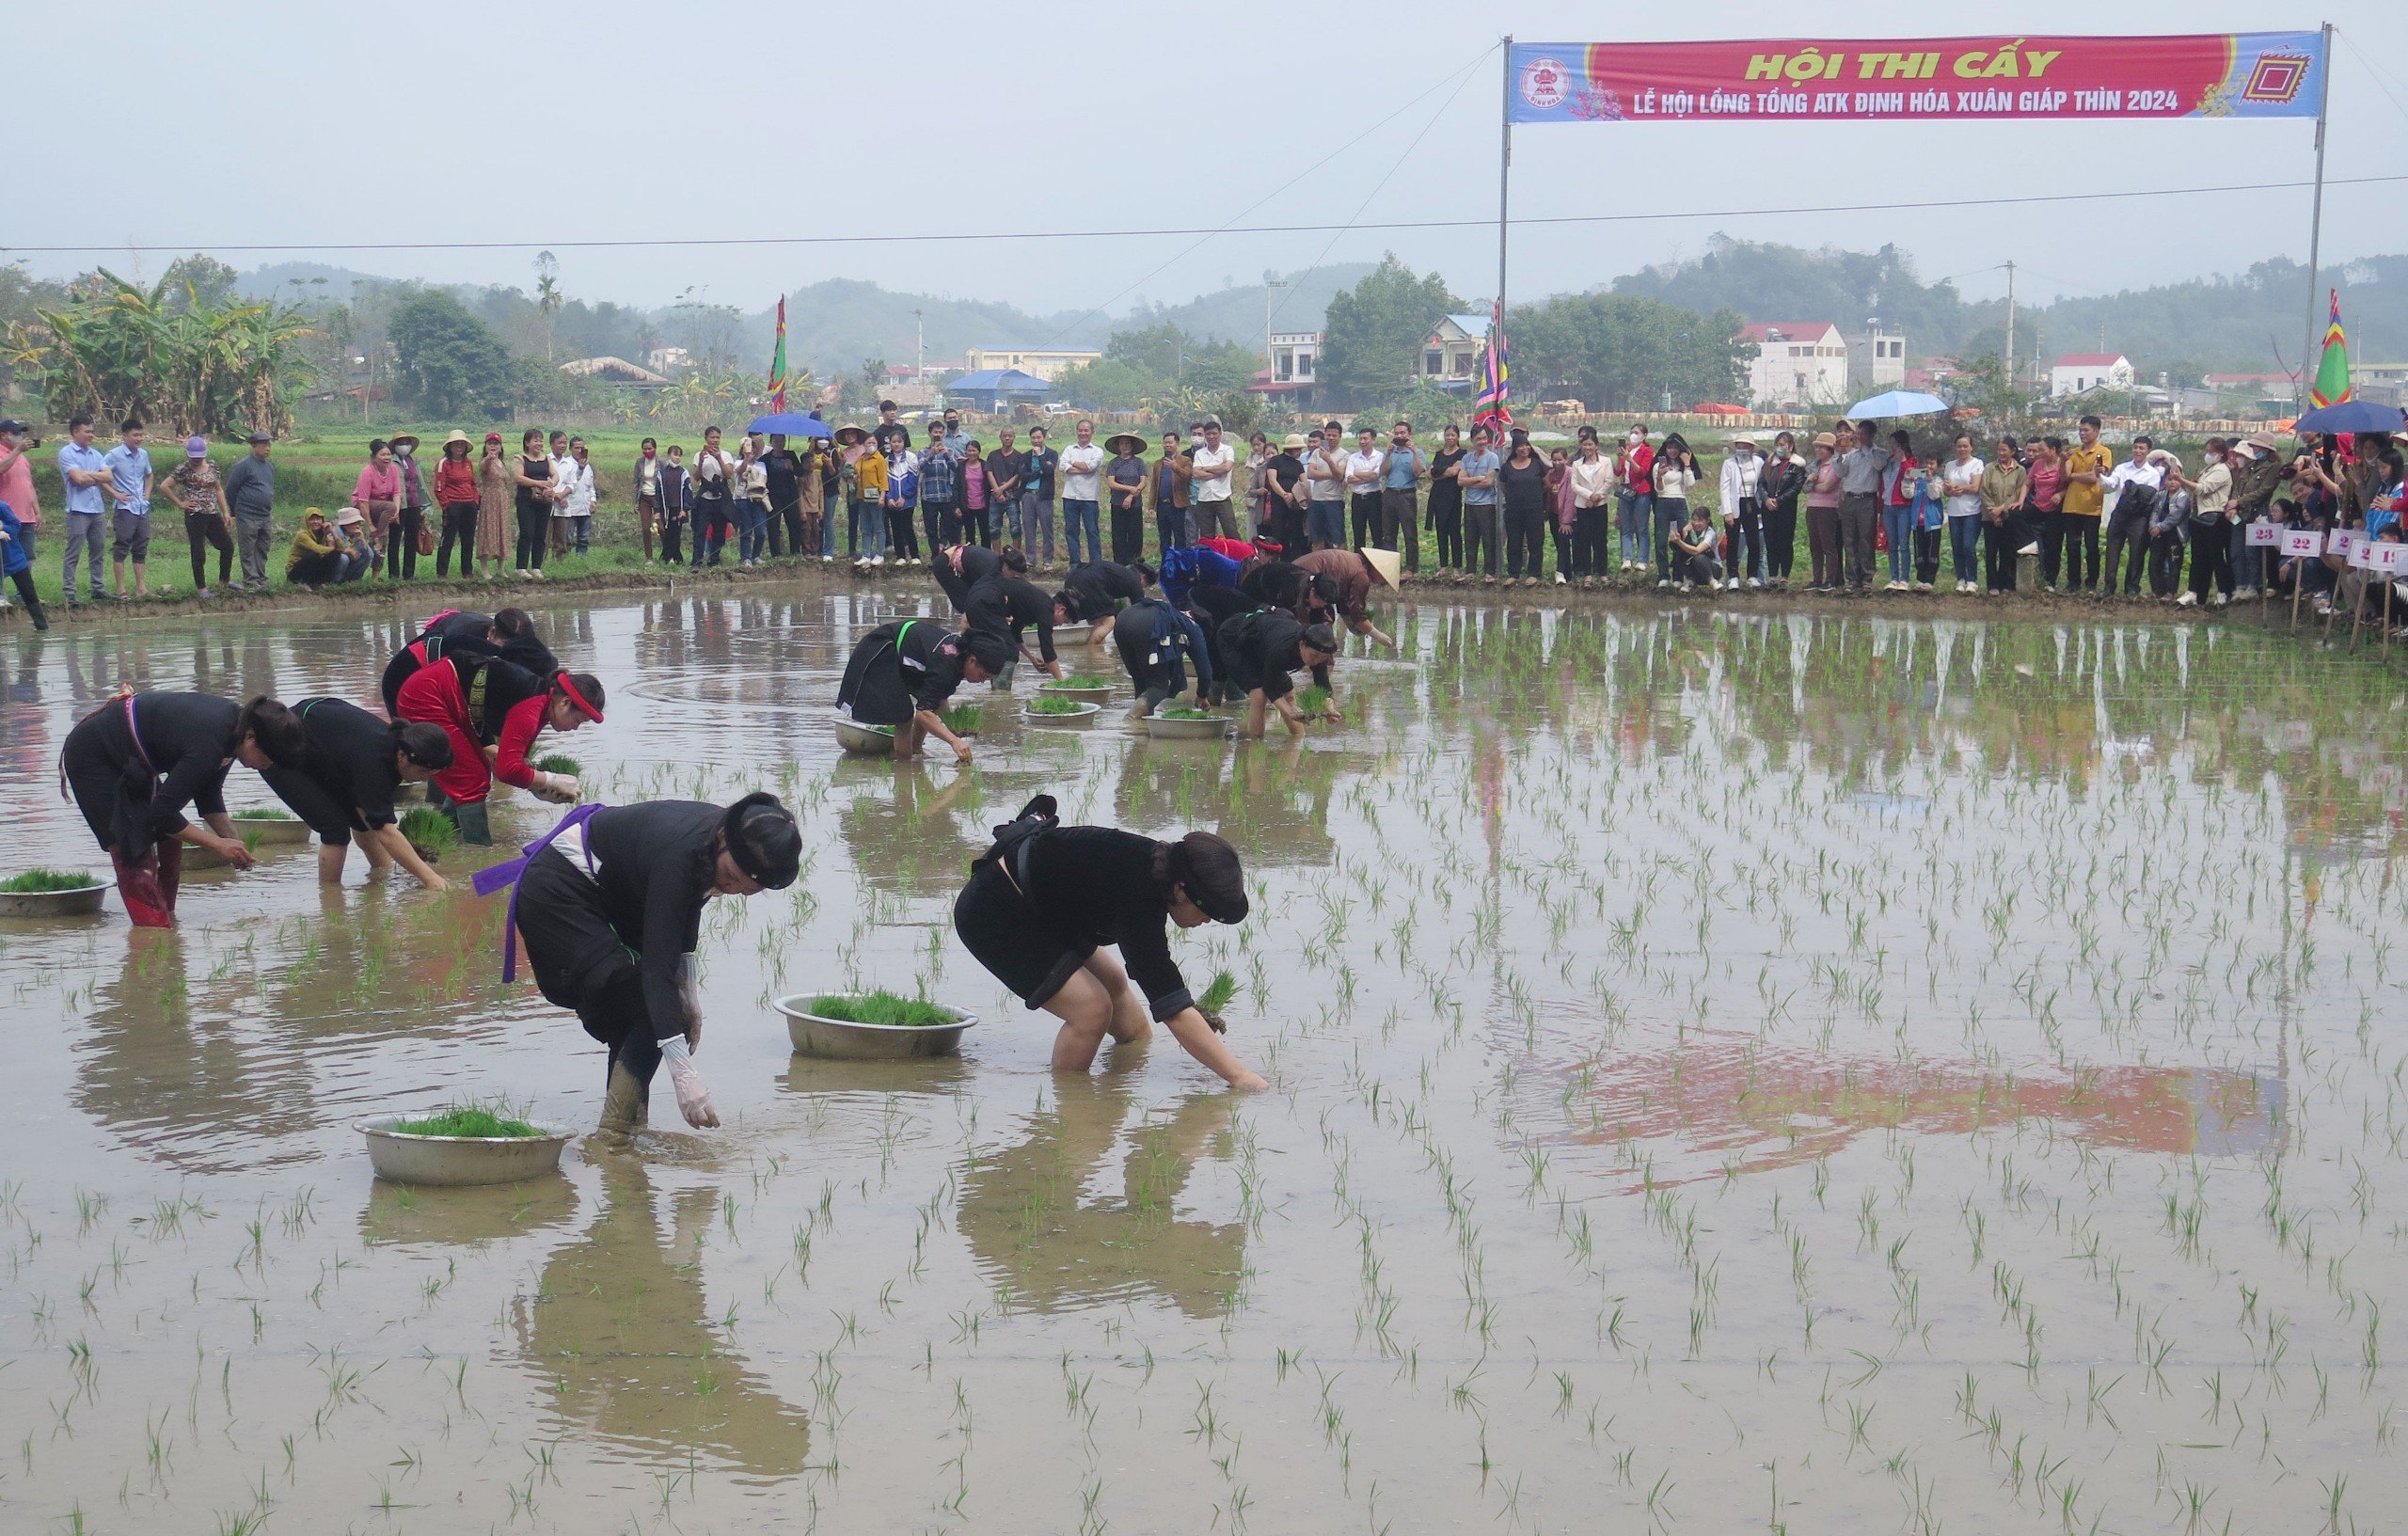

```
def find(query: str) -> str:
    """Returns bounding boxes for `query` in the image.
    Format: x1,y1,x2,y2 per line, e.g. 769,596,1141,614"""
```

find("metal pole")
1497,36,1513,353
2300,22,2334,407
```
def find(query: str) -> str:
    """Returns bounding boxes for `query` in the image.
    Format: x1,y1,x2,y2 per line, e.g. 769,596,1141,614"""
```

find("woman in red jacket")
394,654,604,843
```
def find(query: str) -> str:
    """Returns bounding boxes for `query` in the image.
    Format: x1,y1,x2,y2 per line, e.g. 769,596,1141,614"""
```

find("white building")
1416,313,1491,385
1846,326,1907,390
1735,322,1848,408
2050,353,2135,398
963,346,1102,382
1268,331,1320,388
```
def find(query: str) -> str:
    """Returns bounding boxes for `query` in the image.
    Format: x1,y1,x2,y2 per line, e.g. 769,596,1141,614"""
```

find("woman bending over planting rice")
58,691,309,926
952,795,1266,1090
480,794,803,1132
257,698,456,890
392,654,601,844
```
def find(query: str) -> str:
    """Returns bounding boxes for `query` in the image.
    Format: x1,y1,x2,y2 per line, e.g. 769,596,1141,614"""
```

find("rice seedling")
1027,693,1093,716
0,868,102,893
384,1106,545,1139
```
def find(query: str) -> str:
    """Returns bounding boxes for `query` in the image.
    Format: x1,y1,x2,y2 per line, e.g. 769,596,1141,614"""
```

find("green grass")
231,807,297,820
1295,685,1333,715
385,1105,546,1139
398,806,460,854
1042,673,1116,689
1029,694,1095,716
532,753,581,776
1,868,103,894
806,990,955,1027
1198,971,1239,1014
1155,704,1218,720
941,704,984,735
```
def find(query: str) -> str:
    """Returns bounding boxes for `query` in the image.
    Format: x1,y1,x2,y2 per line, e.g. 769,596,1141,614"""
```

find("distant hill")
1613,234,2408,376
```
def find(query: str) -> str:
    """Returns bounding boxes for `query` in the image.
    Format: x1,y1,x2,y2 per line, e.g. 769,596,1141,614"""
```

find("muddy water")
3,590,2404,1532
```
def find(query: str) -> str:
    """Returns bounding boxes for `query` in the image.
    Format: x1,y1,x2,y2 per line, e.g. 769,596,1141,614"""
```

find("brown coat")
1147,453,1194,514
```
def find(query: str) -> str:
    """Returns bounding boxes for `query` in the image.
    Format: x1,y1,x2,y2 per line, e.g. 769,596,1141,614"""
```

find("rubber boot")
599,1059,650,1132
112,845,174,928
24,595,45,631
450,798,492,846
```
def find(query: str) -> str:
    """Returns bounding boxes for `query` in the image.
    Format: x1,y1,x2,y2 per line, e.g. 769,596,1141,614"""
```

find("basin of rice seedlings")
1027,695,1101,723
1,867,103,893
777,990,978,1059
360,1103,573,1184
230,807,312,843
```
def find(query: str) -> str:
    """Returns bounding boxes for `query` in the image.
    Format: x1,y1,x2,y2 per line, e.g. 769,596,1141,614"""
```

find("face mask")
1628,434,1642,446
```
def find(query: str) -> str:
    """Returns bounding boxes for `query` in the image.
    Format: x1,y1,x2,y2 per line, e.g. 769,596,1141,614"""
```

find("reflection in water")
1538,1036,2283,1186
72,929,320,1174
836,765,985,901
514,1157,810,1475
359,1174,581,1247
958,1078,1243,1318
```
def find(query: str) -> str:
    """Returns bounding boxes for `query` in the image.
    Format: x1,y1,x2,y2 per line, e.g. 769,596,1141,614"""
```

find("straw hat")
388,433,420,452
2147,449,2177,467
1730,436,1757,451
832,425,870,447
1811,432,1838,450
443,429,472,450
335,506,364,526
2245,431,2279,453
1359,546,1402,589
1281,433,1308,451
1105,432,1147,457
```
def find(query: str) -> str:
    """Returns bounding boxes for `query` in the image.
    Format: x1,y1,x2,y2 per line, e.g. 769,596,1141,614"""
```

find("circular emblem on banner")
1519,56,1570,110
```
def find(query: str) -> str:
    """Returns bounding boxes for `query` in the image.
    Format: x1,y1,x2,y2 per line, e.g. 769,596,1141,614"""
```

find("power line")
7,175,2399,262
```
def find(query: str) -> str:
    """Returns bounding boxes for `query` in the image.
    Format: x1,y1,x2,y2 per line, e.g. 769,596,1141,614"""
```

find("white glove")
658,1034,719,1128
532,772,580,804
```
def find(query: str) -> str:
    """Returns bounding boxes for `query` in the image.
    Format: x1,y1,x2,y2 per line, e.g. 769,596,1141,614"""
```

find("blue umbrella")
746,412,832,439
1845,390,1951,419
2292,399,2406,436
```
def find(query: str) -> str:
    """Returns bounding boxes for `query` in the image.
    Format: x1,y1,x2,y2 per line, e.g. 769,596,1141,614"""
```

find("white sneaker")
2176,590,2198,608
1746,577,1763,590
1677,581,1693,594
2210,591,2229,608
2233,586,2258,600
1656,578,1671,590
1887,579,1908,593
1554,572,1567,585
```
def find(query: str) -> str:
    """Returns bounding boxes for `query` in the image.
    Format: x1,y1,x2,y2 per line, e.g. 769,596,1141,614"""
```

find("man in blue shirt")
1379,420,1427,576
1457,426,1503,584
102,416,156,599
56,416,118,606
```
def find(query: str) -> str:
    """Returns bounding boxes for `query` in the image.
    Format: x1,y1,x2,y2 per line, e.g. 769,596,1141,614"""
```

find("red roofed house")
1735,322,1847,409
2050,352,2134,398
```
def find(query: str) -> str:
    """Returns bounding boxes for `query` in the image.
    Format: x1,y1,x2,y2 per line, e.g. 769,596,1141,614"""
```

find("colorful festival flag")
2309,289,2351,409
768,296,789,412
1472,301,1513,431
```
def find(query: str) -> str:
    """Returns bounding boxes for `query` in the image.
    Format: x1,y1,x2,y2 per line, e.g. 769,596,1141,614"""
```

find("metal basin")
833,714,897,755
0,881,107,919
1038,682,1117,705
777,994,979,1059
1143,712,1233,739
358,1116,576,1186
230,815,314,845
1025,701,1102,727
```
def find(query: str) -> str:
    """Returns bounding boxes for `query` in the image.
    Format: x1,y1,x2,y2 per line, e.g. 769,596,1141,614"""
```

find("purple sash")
472,801,605,982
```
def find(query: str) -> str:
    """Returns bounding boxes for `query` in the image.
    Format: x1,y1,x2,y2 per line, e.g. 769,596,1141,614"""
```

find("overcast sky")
16,1,2404,324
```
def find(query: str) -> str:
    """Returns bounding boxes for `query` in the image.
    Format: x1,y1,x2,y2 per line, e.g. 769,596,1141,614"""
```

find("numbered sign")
2282,530,2325,558
2368,542,2408,575
2349,538,2380,569
2245,520,2282,547
2330,528,2359,559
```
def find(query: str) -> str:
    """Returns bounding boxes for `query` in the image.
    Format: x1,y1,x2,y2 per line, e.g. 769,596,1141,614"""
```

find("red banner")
1508,34,2325,124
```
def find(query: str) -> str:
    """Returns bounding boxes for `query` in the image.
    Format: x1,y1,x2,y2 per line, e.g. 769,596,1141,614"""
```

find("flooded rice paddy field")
3,587,2405,1533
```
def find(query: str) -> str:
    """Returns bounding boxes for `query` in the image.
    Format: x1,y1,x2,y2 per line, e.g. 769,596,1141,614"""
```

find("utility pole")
2002,260,2017,394
1263,278,1286,362
911,308,925,381
1497,35,1513,356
